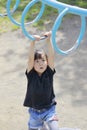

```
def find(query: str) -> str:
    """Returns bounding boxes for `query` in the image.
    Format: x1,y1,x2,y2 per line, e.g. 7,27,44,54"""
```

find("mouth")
40,67,43,69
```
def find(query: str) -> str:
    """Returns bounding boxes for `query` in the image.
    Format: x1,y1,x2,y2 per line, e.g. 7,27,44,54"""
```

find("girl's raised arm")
27,35,40,72
45,31,55,70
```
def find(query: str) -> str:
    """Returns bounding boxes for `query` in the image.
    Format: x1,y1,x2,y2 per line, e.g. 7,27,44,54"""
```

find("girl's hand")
33,35,41,41
44,31,52,41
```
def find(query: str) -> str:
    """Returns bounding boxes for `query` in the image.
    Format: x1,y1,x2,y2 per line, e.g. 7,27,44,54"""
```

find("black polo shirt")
23,66,56,109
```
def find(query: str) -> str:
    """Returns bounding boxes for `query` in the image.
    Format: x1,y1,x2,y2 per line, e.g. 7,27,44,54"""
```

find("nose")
39,61,43,66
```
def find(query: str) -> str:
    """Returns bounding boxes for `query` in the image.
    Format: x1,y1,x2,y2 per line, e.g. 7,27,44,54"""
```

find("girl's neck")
38,72,42,76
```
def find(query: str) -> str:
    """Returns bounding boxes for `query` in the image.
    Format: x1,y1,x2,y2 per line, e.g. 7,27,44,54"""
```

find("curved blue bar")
42,0,87,16
52,13,86,55
21,0,45,40
6,0,87,55
52,8,70,55
11,0,20,13
6,0,45,29
51,8,86,55
0,0,20,17
76,16,86,44
6,0,21,26
41,0,87,55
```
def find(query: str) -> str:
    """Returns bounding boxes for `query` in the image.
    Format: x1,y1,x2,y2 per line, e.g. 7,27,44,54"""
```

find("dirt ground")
0,16,87,130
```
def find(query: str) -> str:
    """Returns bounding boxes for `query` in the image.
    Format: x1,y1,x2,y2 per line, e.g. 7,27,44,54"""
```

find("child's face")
34,55,48,75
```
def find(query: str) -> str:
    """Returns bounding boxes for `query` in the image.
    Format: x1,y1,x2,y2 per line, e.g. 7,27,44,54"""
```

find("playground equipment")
0,0,20,17
1,0,87,55
21,0,87,55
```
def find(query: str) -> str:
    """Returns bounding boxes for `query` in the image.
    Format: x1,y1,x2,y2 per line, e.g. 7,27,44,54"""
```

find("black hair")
34,49,48,61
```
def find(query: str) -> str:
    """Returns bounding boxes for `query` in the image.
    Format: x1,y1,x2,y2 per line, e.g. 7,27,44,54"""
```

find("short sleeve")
25,68,35,79
47,66,56,76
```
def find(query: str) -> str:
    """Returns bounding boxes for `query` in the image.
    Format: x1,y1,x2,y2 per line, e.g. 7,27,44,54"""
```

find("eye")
36,60,39,63
42,59,46,62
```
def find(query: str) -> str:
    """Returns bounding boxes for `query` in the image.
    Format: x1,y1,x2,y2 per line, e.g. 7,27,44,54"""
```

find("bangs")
34,50,48,60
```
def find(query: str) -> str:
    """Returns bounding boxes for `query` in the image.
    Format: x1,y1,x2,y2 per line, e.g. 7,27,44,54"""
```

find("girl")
23,31,59,130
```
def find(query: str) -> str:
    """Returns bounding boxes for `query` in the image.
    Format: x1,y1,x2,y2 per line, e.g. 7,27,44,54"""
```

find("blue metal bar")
6,0,87,55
